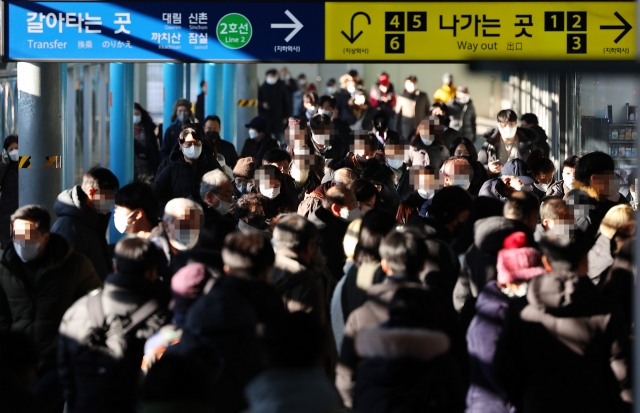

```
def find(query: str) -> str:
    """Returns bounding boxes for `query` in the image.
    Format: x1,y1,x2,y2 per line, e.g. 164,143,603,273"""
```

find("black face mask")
205,131,220,142
247,215,266,229
375,120,388,133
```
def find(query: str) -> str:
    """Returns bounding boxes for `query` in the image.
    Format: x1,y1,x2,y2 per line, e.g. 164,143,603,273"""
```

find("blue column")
197,64,205,88
163,63,184,135
222,64,236,143
185,63,191,101
205,63,217,118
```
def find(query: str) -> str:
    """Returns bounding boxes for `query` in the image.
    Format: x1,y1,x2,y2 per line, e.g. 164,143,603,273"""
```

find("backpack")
69,290,159,411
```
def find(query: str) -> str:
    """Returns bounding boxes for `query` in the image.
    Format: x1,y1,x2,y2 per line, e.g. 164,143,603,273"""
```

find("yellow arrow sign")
325,2,635,60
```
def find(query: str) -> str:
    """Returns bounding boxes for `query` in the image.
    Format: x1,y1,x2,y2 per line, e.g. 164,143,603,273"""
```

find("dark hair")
273,214,318,253
322,186,352,210
319,95,337,109
255,164,282,187
114,236,158,275
379,228,428,278
429,186,473,225
204,115,221,126
406,75,418,83
430,101,449,116
563,155,579,169
352,131,380,153
539,198,567,222
3,135,18,151
348,179,379,204
234,193,262,220
265,68,278,76
11,205,50,233
348,69,359,78
262,149,291,165
575,151,614,184
309,113,332,132
504,191,540,222
200,80,206,88
539,236,587,272
354,210,396,266
520,113,539,125
449,137,479,163
134,103,155,128
115,182,159,225
265,312,324,368
222,231,275,276
82,166,120,193
303,91,318,106
178,124,203,145
497,109,518,123
531,157,555,175
326,78,337,86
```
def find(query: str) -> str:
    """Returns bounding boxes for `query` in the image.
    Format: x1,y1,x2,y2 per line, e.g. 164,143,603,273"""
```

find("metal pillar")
205,63,217,118
17,63,64,219
185,63,191,102
235,64,258,152
109,63,134,186
222,64,236,143
163,63,183,134
197,64,205,88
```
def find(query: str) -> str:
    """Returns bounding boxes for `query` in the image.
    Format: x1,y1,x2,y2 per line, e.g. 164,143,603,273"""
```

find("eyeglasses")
181,140,203,148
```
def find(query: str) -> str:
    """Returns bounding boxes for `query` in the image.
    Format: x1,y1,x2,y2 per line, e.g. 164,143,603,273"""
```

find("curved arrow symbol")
271,10,304,43
600,11,633,44
341,12,371,44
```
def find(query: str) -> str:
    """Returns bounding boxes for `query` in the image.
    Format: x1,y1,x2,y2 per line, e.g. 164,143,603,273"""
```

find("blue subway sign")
6,1,325,61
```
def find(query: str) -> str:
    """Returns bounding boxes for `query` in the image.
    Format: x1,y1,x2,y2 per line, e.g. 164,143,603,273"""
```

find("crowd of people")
0,68,635,413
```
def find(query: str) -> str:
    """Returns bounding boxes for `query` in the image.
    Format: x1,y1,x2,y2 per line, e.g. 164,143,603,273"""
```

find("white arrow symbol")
271,10,304,43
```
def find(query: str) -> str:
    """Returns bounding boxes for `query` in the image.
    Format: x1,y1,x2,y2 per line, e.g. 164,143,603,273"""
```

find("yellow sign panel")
325,2,635,60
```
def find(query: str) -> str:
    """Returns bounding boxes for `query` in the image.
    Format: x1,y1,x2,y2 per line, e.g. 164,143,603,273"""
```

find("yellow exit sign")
325,2,635,60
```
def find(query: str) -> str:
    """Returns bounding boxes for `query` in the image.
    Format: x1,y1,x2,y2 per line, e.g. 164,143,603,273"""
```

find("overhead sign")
6,1,324,61
325,2,636,60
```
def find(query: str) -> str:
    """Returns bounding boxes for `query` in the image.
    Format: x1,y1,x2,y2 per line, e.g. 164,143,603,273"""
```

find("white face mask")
563,174,575,190
8,149,18,162
14,242,41,262
453,179,470,190
340,207,361,222
420,136,434,146
214,195,232,215
511,182,532,192
114,210,136,234
318,109,333,117
248,129,259,139
260,186,280,199
306,106,316,115
183,145,202,160
418,189,430,199
133,115,141,125
498,125,518,139
327,86,336,94
387,159,404,169
266,76,277,85
347,85,356,94
311,132,330,146
405,83,416,93
169,227,199,251
457,95,470,104
534,182,550,192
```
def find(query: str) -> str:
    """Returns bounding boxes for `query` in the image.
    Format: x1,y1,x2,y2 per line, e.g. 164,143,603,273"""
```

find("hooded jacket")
478,127,536,170
0,234,101,373
495,271,631,413
52,186,112,280
153,144,221,208
308,207,350,282
297,182,331,218
587,233,614,285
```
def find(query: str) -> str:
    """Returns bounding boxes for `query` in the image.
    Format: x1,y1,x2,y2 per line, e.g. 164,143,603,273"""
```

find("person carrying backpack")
58,236,168,413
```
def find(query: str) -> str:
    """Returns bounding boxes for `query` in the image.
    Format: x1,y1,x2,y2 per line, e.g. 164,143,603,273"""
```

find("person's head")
333,168,358,188
203,115,221,134
379,227,428,279
539,235,589,274
114,236,159,282
297,73,307,87
372,110,390,136
200,80,207,93
82,166,120,214
404,75,417,93
351,131,379,159
133,103,152,127
222,231,275,281
309,113,333,150
114,182,159,234
322,186,360,222
273,214,318,264
378,73,391,93
171,98,192,124
442,72,453,86
265,68,278,85
352,89,367,107
410,165,442,200
245,116,267,140
11,205,50,262
531,157,556,188
429,186,473,234
303,91,319,113
170,263,211,327
163,198,203,252
265,311,324,369
429,102,450,121
496,232,546,295
456,86,470,103
3,135,18,153
574,151,617,198
497,109,519,141
348,179,379,215
417,116,444,146
441,157,473,190
539,198,573,235
500,159,535,192
326,78,337,94
561,155,579,189
318,95,337,118
262,149,292,175
235,193,265,227
449,137,479,164
504,191,540,231
255,165,282,200
354,209,396,266
520,113,539,129
599,204,634,240
200,169,234,215
178,126,204,161
233,157,256,193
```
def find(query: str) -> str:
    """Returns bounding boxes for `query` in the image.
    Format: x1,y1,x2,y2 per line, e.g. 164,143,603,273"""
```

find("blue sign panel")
7,2,325,61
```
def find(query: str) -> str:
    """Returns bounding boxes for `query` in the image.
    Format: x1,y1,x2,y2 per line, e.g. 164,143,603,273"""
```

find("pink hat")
170,263,210,313
496,232,546,285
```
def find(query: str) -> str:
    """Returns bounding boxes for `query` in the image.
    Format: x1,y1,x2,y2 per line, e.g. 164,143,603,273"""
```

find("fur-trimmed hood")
355,327,450,361
571,180,606,202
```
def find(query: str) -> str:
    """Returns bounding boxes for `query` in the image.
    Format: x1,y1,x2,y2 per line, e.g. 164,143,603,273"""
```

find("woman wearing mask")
394,76,430,140
299,91,319,122
160,98,194,160
133,103,161,180
0,135,18,248
154,126,221,210
235,193,271,238
346,90,375,131
255,165,298,219
449,137,488,196
530,157,556,201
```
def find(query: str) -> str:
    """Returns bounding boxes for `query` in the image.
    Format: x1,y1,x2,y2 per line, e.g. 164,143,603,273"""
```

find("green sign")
216,13,253,49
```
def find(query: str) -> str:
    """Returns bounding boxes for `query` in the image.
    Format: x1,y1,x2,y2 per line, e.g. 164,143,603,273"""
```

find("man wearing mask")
258,68,289,143
546,155,578,198
113,182,160,239
52,167,119,280
441,157,474,193
199,170,237,243
300,91,319,121
433,72,457,103
371,109,400,147
203,115,238,169
235,193,272,238
394,76,430,140
309,186,361,281
479,109,535,178
0,205,101,412
256,165,298,219
318,95,351,154
240,116,279,164
161,98,194,160
309,113,344,164
479,159,536,203
447,86,477,141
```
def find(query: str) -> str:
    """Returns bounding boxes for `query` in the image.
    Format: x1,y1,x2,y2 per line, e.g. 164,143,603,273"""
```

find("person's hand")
262,102,270,110
488,161,502,174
